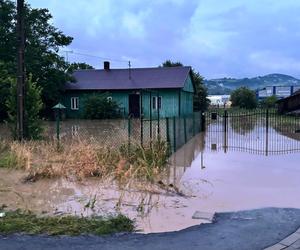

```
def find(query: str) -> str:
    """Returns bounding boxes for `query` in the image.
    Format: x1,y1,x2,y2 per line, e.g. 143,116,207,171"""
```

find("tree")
0,61,12,121
6,75,43,139
83,93,121,119
67,62,94,73
161,60,183,67
0,0,73,119
260,95,278,108
161,60,209,111
191,71,210,111
230,87,257,109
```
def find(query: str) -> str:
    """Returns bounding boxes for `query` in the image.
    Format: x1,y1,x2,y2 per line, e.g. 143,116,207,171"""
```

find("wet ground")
1,208,300,250
1,120,300,233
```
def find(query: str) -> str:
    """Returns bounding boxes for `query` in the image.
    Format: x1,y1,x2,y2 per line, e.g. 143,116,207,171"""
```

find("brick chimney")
104,61,110,71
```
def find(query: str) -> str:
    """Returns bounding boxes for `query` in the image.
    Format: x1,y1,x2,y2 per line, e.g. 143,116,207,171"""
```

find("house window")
71,97,79,110
152,96,162,110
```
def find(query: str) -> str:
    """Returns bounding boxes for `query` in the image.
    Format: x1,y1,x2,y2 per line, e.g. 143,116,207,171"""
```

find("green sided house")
63,62,195,119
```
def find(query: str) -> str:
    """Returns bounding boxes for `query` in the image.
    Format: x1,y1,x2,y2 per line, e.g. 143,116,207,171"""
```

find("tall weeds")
0,140,26,169
0,137,170,185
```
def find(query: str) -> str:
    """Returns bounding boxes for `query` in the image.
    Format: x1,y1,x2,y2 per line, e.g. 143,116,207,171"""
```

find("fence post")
166,117,170,145
157,91,160,136
140,115,143,146
265,109,269,156
193,112,195,136
150,91,152,139
224,110,228,133
173,116,176,152
223,110,228,153
128,116,131,146
200,111,205,132
184,117,187,143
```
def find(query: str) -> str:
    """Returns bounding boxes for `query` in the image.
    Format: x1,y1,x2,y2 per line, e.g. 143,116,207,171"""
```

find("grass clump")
0,141,17,168
0,210,134,236
0,151,18,168
118,139,170,182
0,137,170,184
0,141,28,169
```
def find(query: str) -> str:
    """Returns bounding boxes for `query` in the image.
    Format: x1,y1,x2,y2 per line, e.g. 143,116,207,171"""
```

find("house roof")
65,66,192,90
276,90,300,103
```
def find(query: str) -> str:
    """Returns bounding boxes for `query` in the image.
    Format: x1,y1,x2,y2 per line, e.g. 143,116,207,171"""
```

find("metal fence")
204,109,300,155
24,112,202,152
139,112,202,152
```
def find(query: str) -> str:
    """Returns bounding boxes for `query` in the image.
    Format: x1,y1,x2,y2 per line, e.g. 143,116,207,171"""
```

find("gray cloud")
28,0,300,79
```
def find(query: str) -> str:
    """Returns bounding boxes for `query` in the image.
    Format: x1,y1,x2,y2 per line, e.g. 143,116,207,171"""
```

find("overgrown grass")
0,140,28,169
0,138,170,184
0,141,16,168
0,209,134,236
0,151,18,168
118,139,170,182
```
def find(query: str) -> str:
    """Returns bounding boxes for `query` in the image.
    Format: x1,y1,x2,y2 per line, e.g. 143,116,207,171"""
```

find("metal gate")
204,109,300,155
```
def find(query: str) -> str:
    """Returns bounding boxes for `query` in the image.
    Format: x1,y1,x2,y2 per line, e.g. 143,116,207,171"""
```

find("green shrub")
83,93,121,119
6,75,43,140
260,95,278,108
230,87,257,109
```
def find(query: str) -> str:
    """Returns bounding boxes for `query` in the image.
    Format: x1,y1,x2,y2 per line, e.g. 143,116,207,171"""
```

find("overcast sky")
27,0,300,79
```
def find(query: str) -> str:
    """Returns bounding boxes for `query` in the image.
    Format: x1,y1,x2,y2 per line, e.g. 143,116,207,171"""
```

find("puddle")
1,121,300,233
0,168,204,233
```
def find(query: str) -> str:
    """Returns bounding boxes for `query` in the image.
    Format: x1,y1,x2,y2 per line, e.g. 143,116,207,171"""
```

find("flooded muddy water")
0,168,200,233
1,120,300,233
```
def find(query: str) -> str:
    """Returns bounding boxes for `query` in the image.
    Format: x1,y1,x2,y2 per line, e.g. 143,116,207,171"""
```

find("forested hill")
204,74,300,95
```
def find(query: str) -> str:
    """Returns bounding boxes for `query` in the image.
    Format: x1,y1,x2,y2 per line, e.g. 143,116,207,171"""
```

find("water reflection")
230,116,257,135
166,118,300,226
207,119,300,156
169,118,300,184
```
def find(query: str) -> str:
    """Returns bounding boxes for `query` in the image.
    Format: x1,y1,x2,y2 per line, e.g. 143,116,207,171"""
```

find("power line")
61,50,129,63
63,50,73,63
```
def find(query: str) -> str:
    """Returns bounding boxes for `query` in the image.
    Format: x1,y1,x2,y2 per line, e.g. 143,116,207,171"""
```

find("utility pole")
63,50,73,63
17,0,25,140
128,61,131,79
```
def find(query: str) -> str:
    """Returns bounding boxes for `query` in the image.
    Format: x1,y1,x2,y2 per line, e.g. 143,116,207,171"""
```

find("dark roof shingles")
65,66,191,90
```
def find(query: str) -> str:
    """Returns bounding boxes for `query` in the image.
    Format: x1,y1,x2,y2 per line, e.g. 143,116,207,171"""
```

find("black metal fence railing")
128,111,203,152
204,109,300,155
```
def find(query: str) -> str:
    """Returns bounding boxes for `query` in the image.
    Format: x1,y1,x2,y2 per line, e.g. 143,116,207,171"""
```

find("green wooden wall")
62,90,130,119
62,74,195,119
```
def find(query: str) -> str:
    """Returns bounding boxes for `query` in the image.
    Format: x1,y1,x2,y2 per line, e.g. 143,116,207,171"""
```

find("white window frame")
71,97,79,110
152,96,162,110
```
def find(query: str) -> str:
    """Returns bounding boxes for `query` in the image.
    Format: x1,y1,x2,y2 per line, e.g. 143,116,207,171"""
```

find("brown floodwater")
1,121,300,233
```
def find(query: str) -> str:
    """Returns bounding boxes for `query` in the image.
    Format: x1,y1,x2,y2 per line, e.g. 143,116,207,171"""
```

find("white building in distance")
208,95,231,107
